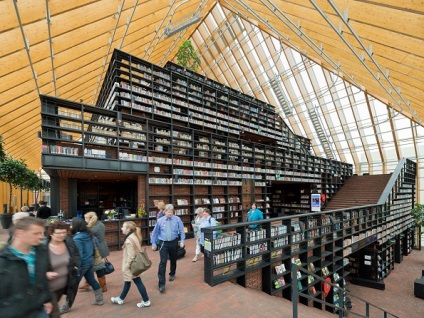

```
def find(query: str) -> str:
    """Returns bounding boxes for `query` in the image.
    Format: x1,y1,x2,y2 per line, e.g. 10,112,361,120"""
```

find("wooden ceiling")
0,0,423,173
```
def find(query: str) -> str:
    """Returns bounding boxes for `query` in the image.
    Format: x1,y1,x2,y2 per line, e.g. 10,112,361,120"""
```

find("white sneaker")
111,297,124,305
192,255,198,262
137,300,151,308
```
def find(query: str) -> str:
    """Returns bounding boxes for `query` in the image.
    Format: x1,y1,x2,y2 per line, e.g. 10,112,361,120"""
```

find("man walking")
151,204,185,293
0,217,52,318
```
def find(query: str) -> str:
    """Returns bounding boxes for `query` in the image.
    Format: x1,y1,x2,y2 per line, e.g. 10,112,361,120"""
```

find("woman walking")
84,211,110,292
60,218,104,313
191,207,204,262
46,222,80,318
111,221,151,308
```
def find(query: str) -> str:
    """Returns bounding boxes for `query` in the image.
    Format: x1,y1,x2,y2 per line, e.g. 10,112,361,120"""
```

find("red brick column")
137,175,146,207
59,178,69,213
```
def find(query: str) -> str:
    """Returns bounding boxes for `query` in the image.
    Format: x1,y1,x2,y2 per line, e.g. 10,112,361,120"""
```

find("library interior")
0,1,423,317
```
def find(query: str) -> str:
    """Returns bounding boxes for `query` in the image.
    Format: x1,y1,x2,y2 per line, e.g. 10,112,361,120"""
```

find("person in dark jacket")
46,222,80,318
83,211,110,292
60,218,104,314
37,201,52,219
0,217,52,318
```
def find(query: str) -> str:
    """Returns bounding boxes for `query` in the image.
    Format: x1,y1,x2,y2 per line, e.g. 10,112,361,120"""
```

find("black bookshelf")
39,49,416,315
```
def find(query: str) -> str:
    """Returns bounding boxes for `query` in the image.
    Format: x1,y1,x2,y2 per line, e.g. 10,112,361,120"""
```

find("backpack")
209,217,222,235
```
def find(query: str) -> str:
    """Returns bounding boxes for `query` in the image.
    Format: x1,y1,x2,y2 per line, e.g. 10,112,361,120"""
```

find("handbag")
93,245,106,271
104,258,115,275
129,237,152,276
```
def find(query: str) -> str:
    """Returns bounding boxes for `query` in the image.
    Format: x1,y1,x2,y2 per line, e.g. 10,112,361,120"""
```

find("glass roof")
189,4,423,201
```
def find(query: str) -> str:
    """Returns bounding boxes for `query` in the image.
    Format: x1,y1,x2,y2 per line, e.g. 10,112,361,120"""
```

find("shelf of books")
202,159,415,314
40,49,416,314
41,49,354,242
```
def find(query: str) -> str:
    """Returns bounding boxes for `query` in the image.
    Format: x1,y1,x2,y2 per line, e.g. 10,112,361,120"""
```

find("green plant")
22,170,44,206
0,156,30,213
175,40,201,72
411,203,424,227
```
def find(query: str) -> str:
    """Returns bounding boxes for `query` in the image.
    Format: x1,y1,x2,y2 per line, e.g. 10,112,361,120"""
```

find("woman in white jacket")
111,221,151,308
191,207,204,262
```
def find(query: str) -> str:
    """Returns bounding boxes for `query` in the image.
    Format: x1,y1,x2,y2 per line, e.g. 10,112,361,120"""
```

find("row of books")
177,199,190,205
247,242,268,255
271,237,289,248
246,229,266,242
212,233,242,249
271,224,288,237
212,248,242,265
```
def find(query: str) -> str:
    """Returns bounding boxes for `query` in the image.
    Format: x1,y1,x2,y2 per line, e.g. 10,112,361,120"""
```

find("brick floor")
1,227,423,317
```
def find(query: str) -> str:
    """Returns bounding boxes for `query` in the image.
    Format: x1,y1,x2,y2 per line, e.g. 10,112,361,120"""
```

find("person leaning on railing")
246,202,263,230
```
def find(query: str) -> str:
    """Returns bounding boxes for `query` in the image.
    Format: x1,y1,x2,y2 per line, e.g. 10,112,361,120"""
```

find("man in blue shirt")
151,204,185,293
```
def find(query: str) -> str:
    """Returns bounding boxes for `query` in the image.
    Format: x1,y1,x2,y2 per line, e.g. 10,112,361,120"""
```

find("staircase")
326,174,392,210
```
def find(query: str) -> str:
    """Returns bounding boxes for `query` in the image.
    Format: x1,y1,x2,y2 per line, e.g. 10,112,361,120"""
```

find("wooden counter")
103,217,149,251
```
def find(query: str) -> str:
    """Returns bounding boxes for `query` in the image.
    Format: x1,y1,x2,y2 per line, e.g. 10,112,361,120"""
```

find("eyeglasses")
53,231,68,235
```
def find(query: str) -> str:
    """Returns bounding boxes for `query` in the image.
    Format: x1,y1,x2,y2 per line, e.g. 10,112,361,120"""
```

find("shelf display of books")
39,48,416,316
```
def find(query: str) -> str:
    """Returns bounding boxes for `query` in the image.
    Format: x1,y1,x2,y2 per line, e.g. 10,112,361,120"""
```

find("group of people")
0,200,264,317
0,209,111,317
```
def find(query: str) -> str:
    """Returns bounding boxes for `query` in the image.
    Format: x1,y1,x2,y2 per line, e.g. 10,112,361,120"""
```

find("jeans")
119,277,149,302
158,239,178,287
78,264,101,291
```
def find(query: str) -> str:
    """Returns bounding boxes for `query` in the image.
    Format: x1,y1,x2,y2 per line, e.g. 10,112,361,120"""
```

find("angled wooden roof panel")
0,0,421,181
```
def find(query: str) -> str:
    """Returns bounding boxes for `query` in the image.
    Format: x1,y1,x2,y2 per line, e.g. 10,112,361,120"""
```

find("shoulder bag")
93,239,106,271
103,258,115,275
128,237,152,276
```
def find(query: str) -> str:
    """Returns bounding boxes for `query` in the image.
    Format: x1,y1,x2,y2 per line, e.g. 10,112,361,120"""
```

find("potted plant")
175,40,201,72
0,156,30,229
411,203,424,249
22,170,44,208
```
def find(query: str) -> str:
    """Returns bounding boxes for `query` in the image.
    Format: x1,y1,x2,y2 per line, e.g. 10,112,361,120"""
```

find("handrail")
201,203,382,233
377,158,407,205
292,264,400,318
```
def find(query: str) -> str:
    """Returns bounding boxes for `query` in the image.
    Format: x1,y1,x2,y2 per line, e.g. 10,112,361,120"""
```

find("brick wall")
246,268,263,291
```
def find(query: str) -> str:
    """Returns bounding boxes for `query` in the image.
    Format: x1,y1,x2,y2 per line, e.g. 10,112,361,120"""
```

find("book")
333,272,340,281
274,277,286,289
297,281,303,291
322,266,329,276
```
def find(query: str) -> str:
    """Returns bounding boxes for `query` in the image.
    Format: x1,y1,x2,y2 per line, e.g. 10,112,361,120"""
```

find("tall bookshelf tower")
40,49,352,244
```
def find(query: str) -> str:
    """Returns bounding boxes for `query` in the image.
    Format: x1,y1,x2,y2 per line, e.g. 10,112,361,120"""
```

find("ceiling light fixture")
164,14,202,39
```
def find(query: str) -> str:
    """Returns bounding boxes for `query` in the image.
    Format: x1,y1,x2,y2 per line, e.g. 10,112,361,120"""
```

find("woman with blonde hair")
156,201,166,220
81,211,110,292
111,221,151,308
